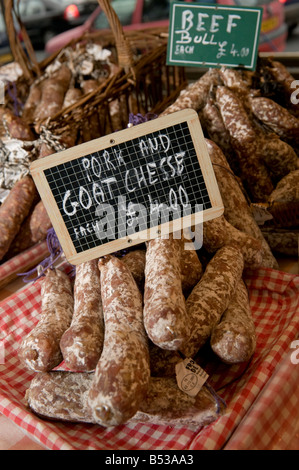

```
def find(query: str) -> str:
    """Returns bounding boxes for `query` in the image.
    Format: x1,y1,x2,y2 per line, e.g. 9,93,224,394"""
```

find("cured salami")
143,237,190,350
26,372,225,429
0,176,37,261
60,259,104,372
87,256,150,427
206,138,278,269
181,245,244,358
19,268,74,372
210,279,256,364
216,85,274,201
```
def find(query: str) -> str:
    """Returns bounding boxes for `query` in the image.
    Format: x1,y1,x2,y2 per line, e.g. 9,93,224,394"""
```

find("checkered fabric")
0,267,298,450
0,241,49,285
224,349,299,450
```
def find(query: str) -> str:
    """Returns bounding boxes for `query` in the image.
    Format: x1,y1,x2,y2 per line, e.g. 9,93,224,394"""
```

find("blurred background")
0,0,299,66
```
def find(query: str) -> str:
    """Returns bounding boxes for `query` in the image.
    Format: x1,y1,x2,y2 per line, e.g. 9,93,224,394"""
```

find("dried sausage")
206,138,278,269
181,245,244,358
60,259,104,372
87,255,150,427
216,85,274,201
26,372,225,429
143,236,190,350
210,280,256,364
0,176,37,261
19,268,74,372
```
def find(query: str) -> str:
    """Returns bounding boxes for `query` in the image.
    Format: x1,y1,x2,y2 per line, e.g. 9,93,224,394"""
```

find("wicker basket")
3,0,187,140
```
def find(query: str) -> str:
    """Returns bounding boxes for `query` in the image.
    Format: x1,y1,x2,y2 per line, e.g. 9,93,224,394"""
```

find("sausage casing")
210,279,256,364
181,245,244,358
143,237,190,350
60,259,104,372
19,268,74,372
87,256,150,427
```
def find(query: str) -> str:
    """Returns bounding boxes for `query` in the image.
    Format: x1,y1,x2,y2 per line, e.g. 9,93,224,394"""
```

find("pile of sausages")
22,231,256,428
162,58,299,258
20,58,299,429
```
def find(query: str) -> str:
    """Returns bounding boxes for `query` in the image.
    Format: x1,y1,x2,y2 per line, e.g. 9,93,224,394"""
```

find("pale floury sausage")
88,256,150,427
216,85,274,201
26,372,225,429
143,236,190,350
19,268,74,372
60,259,104,372
206,139,278,269
181,245,244,358
210,279,256,364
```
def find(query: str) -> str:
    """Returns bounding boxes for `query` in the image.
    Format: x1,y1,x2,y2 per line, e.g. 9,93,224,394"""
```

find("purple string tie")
128,112,158,126
18,228,64,283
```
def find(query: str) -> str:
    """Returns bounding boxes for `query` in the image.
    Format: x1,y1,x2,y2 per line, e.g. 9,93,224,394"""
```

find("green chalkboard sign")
167,2,263,70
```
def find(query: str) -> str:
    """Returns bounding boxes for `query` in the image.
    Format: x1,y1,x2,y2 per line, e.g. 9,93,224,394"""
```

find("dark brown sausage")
0,176,37,261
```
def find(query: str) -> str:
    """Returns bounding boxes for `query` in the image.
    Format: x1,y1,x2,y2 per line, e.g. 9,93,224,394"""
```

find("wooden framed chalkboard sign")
167,2,263,70
30,109,223,265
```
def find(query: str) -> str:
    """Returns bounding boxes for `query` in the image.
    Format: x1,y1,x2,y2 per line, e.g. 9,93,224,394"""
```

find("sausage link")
5,200,52,257
180,241,203,296
269,169,299,204
210,280,256,364
26,372,225,429
149,342,182,377
203,215,263,268
258,58,299,117
216,86,274,201
0,108,34,141
133,376,225,429
87,255,150,427
249,96,299,149
60,259,104,372
34,66,72,123
258,134,298,180
206,138,278,269
143,237,190,350
261,228,299,257
268,169,299,227
180,245,244,358
121,249,146,290
19,268,74,372
62,87,83,109
22,82,42,123
161,68,220,116
0,176,37,261
201,95,240,175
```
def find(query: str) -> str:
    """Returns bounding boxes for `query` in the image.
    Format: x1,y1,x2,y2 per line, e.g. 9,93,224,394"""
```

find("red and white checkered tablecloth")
224,349,299,450
0,241,49,289
0,267,298,450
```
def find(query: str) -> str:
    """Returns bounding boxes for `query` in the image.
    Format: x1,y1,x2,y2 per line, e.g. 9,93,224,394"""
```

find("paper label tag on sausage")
251,203,273,225
175,358,209,397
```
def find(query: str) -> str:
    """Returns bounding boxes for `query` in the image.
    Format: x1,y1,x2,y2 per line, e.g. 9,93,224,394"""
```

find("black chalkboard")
30,110,223,265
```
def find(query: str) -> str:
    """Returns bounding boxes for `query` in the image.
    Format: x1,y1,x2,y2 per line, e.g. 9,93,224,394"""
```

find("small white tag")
251,203,273,225
175,358,209,397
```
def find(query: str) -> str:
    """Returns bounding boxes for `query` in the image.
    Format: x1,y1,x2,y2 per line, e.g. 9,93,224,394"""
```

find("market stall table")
0,255,298,451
